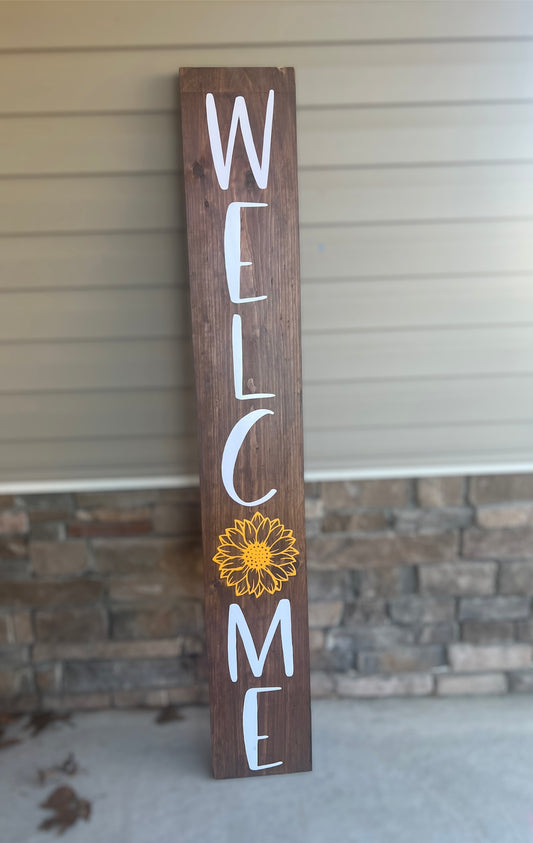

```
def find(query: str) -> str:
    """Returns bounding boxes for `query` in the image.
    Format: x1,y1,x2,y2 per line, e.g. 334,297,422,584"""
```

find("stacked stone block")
1,474,533,709
306,474,533,698
0,489,206,710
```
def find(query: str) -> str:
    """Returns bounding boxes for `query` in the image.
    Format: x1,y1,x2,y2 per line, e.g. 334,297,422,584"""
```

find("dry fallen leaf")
155,705,185,724
0,736,22,751
39,786,91,835
38,753,79,785
25,711,72,738
0,712,23,727
0,723,22,750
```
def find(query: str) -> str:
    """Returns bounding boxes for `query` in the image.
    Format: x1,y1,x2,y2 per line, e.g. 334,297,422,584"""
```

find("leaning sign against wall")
179,67,312,779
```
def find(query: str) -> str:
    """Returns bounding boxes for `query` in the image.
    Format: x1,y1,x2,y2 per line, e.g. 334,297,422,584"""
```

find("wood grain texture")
180,68,311,778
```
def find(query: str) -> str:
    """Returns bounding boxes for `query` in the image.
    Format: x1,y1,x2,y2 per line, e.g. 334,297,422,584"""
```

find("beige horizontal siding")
3,421,533,483
305,377,533,430
4,225,533,290
307,423,533,473
1,232,184,290
1,376,532,444
1,0,533,485
0,289,187,341
0,437,196,478
1,324,531,397
300,222,533,279
3,40,533,115
0,340,192,392
5,104,533,175
302,278,533,331
1,283,532,344
1,390,195,440
303,328,533,382
5,165,533,231
3,2,533,51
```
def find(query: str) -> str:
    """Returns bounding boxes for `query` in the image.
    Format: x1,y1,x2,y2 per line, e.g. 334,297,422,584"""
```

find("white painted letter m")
227,598,293,682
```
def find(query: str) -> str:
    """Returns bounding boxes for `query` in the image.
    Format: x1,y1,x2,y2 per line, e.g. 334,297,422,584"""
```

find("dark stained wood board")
179,67,311,779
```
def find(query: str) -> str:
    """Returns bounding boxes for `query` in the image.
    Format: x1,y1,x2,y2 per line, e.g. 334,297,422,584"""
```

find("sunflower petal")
243,518,257,544
217,556,246,571
255,518,272,543
213,549,243,562
235,579,248,596
259,568,279,594
265,523,284,544
269,533,296,555
223,527,247,549
277,562,297,576
246,569,260,593
224,569,247,586
267,563,290,581
214,549,243,560
275,549,298,563
251,512,264,528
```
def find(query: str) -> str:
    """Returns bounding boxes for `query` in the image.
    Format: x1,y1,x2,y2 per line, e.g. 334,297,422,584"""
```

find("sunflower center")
242,541,272,570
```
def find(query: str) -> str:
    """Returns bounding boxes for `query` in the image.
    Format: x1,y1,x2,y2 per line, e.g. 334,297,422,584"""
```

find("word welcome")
206,88,294,771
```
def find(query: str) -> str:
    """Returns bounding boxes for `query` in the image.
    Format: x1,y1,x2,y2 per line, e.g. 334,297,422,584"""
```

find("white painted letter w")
206,90,274,190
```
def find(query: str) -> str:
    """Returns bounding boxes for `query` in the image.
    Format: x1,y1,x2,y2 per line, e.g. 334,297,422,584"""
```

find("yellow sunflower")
213,511,299,598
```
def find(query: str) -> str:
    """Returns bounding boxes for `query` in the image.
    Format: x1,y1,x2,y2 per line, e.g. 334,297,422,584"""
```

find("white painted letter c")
221,409,277,507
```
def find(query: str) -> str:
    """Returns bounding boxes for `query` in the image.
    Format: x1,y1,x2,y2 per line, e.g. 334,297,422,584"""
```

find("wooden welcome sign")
179,67,311,779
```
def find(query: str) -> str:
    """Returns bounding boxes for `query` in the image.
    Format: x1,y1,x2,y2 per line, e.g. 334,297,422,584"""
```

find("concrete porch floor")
2,696,533,843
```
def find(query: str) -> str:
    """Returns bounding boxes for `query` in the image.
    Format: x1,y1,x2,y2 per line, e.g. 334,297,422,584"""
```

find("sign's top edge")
179,67,295,94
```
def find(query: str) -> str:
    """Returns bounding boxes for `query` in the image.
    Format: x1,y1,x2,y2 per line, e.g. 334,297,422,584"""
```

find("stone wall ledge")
2,474,533,706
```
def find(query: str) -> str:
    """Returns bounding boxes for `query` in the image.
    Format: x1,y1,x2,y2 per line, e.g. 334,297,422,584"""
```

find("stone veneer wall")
2,474,533,710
